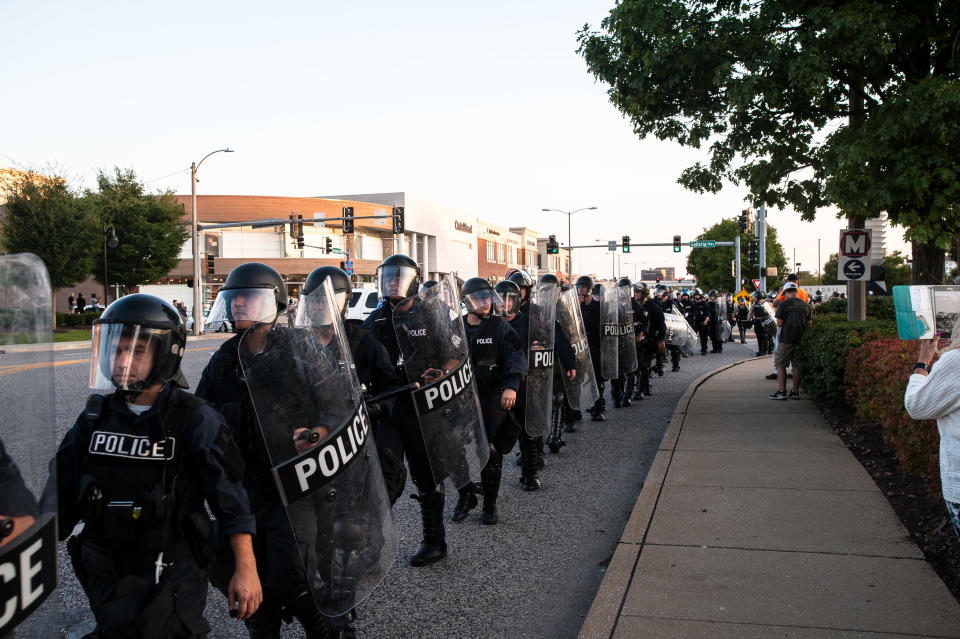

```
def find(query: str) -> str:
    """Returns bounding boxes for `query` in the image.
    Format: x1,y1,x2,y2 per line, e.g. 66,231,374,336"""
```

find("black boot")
410,489,447,566
591,396,606,421
519,435,541,491
611,378,623,408
451,484,478,522
481,452,502,524
535,436,545,469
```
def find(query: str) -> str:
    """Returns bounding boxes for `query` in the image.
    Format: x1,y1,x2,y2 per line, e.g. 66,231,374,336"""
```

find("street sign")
689,240,716,248
331,248,343,254
838,229,872,281
312,212,325,227
344,267,354,275
752,279,761,290
344,260,354,269
733,289,752,305
608,241,617,251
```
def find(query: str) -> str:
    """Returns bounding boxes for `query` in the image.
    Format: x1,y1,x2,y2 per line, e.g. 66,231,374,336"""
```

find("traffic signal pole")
734,234,741,291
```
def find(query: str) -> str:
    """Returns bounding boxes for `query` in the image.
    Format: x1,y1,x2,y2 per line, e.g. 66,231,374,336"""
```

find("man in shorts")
770,282,812,400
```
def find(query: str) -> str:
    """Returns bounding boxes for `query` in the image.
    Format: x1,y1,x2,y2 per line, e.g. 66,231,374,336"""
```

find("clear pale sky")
1,1,908,282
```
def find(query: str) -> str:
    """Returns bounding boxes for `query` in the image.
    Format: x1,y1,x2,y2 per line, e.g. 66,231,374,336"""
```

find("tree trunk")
52,286,58,331
911,240,945,284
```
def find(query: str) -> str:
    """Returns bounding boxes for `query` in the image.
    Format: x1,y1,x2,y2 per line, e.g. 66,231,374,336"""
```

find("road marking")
0,346,221,378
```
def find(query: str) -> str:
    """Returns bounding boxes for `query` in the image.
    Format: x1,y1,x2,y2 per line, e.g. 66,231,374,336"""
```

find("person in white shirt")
904,330,960,541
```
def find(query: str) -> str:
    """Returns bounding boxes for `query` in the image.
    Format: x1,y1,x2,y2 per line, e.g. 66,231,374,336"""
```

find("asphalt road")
1,333,759,638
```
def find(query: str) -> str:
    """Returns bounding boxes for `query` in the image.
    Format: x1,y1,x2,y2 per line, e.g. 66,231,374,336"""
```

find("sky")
0,1,909,283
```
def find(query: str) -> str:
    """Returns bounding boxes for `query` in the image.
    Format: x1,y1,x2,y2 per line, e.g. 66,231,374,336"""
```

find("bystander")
769,282,812,400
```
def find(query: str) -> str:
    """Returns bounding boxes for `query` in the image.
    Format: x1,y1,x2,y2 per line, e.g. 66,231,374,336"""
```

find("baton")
365,381,421,406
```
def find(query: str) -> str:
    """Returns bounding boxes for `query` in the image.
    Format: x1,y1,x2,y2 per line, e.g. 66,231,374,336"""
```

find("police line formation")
0,252,763,639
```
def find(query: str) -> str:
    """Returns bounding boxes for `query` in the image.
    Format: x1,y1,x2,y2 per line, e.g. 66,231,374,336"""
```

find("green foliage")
822,253,839,285
55,310,102,327
795,318,896,403
0,173,98,291
813,296,895,320
88,168,189,294
578,1,960,281
685,218,787,290
882,251,912,288
845,337,940,489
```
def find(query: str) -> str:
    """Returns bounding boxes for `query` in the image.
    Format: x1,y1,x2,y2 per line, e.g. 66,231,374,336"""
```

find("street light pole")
542,206,597,287
191,148,233,336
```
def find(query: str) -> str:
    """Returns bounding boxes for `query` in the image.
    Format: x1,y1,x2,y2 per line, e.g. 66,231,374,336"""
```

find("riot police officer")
693,290,710,354
58,294,262,638
735,298,750,344
626,283,649,401
451,278,525,524
506,270,546,472
657,286,683,372
707,290,723,353
748,291,774,355
611,277,635,407
640,284,666,397
301,266,407,505
576,275,606,421
360,254,451,567
196,263,339,637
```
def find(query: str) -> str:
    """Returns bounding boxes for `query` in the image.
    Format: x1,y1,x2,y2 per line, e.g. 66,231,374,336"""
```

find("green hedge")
796,318,896,403
813,296,895,320
56,310,102,327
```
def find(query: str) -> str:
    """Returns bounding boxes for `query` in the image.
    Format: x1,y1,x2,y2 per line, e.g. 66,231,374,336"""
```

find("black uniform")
708,300,723,353
751,300,773,355
695,300,712,354
659,297,683,371
463,316,525,518
641,298,666,395
196,332,333,637
57,386,254,638
579,296,606,416
735,303,750,343
625,297,648,400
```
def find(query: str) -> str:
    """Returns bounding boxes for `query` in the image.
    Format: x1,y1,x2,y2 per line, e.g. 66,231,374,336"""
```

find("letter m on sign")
840,230,871,258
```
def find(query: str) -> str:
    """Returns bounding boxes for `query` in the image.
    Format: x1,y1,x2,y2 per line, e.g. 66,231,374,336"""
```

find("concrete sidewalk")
580,357,960,638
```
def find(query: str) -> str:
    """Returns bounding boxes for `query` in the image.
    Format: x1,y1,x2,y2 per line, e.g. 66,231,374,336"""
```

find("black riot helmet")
301,266,352,318
377,254,420,301
539,273,560,286
461,277,504,318
633,282,648,298
507,269,534,302
90,294,187,395
617,277,632,288
494,279,521,316
708,289,718,297
574,275,594,290
206,262,286,332
419,279,439,293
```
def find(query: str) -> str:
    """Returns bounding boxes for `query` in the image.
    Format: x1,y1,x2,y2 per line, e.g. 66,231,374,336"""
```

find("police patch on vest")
89,431,175,461
273,403,371,507
0,513,57,633
528,349,554,370
412,359,473,415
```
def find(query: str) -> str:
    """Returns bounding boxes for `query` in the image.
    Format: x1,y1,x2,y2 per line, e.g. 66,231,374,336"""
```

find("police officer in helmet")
196,263,334,638
57,293,262,638
362,254,451,566
575,275,607,420
452,278,525,524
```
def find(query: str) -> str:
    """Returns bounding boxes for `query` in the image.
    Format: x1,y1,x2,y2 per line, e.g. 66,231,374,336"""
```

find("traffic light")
673,235,681,253
546,235,559,255
730,260,736,277
342,206,354,234
296,215,304,249
288,214,296,238
324,237,333,254
622,235,630,253
339,261,346,270
748,240,758,263
205,254,215,275
392,206,404,234
738,210,749,233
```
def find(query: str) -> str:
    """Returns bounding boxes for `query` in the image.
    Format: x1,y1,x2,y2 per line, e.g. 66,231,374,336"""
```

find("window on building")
486,241,495,262
497,243,505,263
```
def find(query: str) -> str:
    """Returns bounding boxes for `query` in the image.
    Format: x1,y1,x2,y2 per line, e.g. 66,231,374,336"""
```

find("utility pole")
734,234,741,291
758,203,767,292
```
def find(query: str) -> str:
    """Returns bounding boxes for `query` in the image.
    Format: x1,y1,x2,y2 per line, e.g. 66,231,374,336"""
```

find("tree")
1,172,99,324
822,254,839,285
686,218,787,291
578,2,960,283
88,168,189,295
881,251,912,288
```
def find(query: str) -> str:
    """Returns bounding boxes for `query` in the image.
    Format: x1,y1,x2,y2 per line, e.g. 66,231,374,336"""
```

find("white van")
346,289,380,324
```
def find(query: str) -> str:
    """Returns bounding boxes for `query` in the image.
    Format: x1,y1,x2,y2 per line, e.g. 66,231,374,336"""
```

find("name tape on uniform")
528,349,555,370
412,359,473,415
274,403,371,506
89,431,175,461
0,514,56,633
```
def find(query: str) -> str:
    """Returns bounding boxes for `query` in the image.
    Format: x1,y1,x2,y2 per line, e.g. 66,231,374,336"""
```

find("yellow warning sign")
733,289,752,305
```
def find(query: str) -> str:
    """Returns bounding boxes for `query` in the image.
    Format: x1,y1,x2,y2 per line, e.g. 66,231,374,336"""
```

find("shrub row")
813,295,895,320
56,310,102,327
844,337,940,487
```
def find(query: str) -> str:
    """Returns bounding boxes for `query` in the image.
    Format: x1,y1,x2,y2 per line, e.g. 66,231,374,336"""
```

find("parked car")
346,289,380,324
187,310,231,333
82,304,105,312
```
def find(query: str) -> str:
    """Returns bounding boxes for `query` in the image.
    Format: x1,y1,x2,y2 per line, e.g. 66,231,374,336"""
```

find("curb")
577,358,755,639
0,332,228,354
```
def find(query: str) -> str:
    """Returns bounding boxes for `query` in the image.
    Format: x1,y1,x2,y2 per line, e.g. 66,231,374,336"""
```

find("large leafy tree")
686,218,787,291
88,168,189,295
578,1,960,283
1,172,99,323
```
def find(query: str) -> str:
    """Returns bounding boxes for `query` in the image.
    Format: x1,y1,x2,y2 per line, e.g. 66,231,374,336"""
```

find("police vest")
82,390,205,554
470,318,503,395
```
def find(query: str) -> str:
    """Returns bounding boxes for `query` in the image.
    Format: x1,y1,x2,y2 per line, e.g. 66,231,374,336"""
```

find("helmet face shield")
206,288,279,332
500,289,520,316
295,286,345,328
378,264,419,300
90,323,181,392
463,288,504,317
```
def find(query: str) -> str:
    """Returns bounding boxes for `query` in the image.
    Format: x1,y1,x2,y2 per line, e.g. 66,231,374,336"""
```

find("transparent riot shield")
240,278,397,617
0,254,58,637
664,312,700,356
760,300,778,338
523,282,558,437
600,283,619,380
617,285,638,375
392,273,488,489
556,289,599,410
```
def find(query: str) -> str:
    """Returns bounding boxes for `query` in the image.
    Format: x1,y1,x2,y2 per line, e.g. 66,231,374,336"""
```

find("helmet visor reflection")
206,288,278,331
463,289,504,316
378,265,418,299
89,323,178,392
